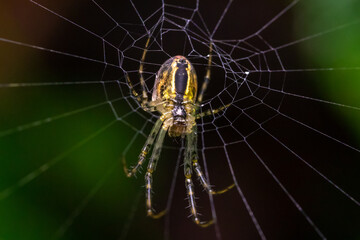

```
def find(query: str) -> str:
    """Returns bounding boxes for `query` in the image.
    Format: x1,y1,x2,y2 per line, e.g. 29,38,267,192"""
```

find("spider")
123,38,234,227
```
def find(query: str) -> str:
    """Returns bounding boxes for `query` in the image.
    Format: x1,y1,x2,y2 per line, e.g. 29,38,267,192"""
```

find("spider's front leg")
189,126,235,195
122,119,162,177
145,126,167,219
184,129,214,227
193,159,235,195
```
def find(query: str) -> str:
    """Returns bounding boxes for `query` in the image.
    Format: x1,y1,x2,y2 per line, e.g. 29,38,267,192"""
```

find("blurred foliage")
295,0,360,142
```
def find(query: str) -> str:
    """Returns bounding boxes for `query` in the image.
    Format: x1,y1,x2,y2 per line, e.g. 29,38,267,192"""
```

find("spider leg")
139,37,150,102
185,176,213,227
126,37,154,111
122,119,162,177
195,103,231,119
193,159,235,195
184,129,214,227
145,126,167,219
190,125,235,195
195,42,232,118
197,43,212,104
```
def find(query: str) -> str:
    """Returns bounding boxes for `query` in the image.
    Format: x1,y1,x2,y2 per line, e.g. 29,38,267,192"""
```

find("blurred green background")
296,0,360,143
0,0,359,240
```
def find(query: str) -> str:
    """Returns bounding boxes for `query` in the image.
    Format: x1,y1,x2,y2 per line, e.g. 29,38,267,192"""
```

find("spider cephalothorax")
123,39,234,227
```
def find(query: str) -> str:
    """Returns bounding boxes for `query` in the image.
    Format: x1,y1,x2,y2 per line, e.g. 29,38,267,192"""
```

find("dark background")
0,0,359,239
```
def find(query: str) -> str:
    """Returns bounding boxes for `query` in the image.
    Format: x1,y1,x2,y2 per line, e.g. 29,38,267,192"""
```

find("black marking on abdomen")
175,61,188,101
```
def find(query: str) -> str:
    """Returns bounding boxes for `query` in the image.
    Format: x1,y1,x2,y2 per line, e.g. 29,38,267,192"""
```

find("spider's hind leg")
126,37,154,111
197,43,213,104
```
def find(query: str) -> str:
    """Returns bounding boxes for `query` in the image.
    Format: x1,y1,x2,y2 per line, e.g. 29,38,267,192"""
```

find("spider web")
0,0,359,239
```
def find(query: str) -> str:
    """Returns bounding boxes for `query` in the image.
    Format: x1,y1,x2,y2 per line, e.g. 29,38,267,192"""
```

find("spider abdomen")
152,55,197,103
151,56,198,137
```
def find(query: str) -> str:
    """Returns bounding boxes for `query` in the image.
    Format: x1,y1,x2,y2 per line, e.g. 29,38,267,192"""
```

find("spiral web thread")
0,0,359,239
